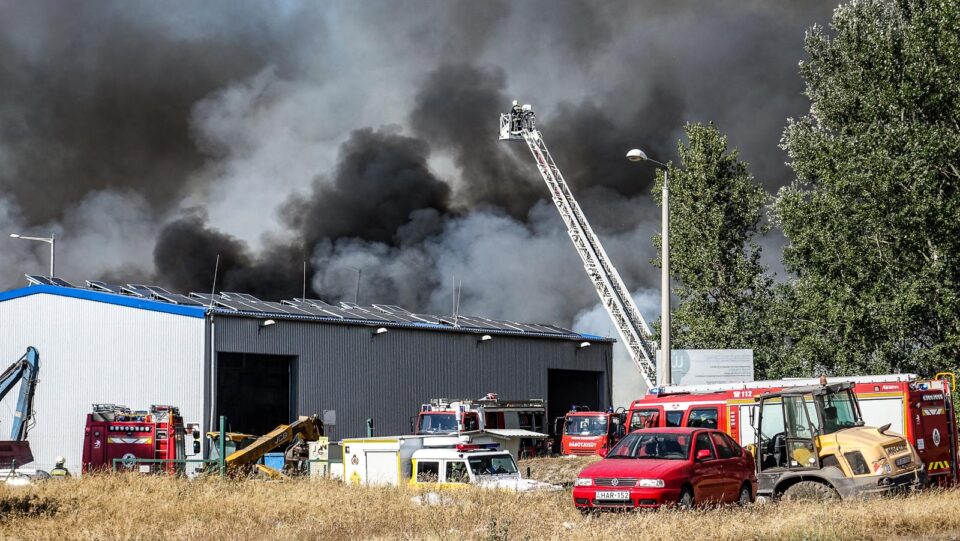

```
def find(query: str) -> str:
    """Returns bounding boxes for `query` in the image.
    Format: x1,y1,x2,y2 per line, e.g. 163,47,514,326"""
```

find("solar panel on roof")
412,313,442,324
153,293,204,306
294,298,333,307
144,285,173,296
222,292,263,303
25,275,55,286
123,284,154,297
87,280,125,294
49,277,75,287
340,302,361,309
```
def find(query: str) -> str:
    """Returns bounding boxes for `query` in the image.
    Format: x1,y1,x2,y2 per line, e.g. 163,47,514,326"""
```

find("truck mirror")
598,448,608,458
748,406,756,428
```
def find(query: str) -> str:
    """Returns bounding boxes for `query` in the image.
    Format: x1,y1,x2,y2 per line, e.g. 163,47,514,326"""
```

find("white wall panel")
0,293,205,473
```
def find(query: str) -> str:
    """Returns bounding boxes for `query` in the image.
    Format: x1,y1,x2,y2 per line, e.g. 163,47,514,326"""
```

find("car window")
686,408,719,430
721,432,743,455
445,461,469,483
694,432,716,460
666,410,684,427
710,432,736,459
416,461,440,483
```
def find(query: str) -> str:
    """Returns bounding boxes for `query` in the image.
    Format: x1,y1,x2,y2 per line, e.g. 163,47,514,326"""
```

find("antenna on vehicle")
208,254,220,310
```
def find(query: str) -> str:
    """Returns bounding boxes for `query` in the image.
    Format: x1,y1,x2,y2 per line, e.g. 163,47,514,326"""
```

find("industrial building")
0,278,613,472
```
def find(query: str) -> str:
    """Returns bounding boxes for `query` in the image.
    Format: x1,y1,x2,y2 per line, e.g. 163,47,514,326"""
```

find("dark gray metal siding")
213,315,613,440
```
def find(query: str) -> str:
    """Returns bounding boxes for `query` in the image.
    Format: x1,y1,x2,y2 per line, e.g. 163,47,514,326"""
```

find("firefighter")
50,456,71,478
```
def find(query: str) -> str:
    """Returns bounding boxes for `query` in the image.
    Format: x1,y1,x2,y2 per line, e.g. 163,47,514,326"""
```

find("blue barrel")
263,452,285,471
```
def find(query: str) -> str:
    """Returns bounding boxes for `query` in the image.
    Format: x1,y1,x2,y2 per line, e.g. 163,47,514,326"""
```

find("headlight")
636,479,665,488
574,477,593,486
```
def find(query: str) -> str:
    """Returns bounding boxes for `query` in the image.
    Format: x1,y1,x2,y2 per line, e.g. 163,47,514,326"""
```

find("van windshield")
468,455,518,476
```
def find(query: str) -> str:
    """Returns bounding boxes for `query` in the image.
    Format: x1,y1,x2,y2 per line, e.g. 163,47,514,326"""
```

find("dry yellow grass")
1,465,959,540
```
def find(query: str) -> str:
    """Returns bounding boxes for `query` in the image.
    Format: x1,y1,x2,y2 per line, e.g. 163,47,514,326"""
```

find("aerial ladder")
499,103,657,388
0,347,40,466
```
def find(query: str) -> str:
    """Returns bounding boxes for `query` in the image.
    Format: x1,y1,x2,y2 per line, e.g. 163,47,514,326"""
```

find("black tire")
677,487,694,509
781,481,839,502
737,483,753,506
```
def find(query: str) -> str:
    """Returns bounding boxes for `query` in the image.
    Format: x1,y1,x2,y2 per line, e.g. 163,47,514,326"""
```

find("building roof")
0,278,614,343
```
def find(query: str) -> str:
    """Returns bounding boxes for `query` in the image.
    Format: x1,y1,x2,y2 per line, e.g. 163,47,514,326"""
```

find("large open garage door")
548,369,604,429
216,352,294,436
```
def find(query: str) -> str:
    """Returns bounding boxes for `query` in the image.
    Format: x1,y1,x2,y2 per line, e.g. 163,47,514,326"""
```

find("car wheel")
737,483,752,506
781,481,839,502
677,487,694,509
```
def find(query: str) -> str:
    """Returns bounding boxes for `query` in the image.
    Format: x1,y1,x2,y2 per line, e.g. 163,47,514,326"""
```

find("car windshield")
564,415,608,436
417,414,457,434
468,454,518,476
606,432,691,460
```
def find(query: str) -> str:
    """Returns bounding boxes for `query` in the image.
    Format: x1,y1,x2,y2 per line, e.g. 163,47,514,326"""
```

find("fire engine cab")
626,374,958,485
560,409,625,456
82,404,197,474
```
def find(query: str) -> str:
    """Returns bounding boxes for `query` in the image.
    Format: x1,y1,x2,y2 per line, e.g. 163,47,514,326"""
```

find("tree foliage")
774,0,960,375
655,123,784,376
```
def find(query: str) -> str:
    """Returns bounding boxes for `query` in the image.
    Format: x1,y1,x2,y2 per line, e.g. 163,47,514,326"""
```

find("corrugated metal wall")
0,293,205,472
214,315,613,441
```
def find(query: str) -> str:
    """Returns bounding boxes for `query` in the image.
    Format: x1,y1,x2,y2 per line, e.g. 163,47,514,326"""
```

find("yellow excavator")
209,416,324,479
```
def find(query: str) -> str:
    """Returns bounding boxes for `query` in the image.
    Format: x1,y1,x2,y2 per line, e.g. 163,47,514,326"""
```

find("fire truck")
414,394,549,457
82,404,199,474
625,374,958,485
559,409,626,456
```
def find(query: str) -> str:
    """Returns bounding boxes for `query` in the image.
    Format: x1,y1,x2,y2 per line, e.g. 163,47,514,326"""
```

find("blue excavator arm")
0,347,40,441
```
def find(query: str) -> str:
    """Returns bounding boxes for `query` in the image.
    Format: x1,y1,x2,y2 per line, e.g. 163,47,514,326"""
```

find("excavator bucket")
0,441,33,467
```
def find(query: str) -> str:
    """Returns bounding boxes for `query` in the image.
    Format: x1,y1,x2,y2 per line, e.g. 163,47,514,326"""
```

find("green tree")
774,0,960,376
654,123,784,377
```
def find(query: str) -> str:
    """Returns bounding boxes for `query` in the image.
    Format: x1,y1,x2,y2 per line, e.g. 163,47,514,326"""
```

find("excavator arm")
0,347,40,441
224,415,323,469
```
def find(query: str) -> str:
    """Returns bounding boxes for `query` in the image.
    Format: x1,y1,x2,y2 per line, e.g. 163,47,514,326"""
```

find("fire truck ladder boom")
499,105,656,388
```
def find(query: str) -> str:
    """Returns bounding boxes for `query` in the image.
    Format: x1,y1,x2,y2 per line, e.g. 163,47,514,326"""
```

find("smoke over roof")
0,0,834,332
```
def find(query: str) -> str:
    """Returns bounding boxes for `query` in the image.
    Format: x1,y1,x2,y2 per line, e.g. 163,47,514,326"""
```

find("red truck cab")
561,411,625,456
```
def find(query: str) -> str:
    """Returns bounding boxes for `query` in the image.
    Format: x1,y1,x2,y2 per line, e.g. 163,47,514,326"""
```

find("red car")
572,428,756,510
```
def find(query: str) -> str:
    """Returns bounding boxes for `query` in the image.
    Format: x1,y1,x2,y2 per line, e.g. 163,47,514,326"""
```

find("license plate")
595,490,631,501
895,456,911,467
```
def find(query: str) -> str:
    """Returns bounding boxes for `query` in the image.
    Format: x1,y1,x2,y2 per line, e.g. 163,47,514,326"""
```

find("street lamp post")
9,233,56,277
626,149,671,387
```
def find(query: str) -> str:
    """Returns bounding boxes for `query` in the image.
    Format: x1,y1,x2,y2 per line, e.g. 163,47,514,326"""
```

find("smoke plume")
0,0,837,344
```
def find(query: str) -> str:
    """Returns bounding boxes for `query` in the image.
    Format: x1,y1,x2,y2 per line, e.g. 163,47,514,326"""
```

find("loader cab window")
819,389,861,434
416,461,440,483
686,408,719,430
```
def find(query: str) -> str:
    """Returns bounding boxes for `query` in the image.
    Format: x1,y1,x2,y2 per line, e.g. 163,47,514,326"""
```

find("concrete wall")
213,315,613,441
0,293,205,473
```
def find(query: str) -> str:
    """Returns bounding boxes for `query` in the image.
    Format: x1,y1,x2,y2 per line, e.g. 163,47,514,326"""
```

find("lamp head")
374,327,388,335
626,149,648,162
260,319,276,328
578,341,592,349
479,334,493,342
9,234,19,238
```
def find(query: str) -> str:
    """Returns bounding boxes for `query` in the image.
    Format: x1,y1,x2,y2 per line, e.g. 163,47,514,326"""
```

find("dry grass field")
1,458,959,541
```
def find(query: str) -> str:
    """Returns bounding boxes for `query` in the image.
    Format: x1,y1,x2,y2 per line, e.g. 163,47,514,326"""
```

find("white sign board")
656,349,754,385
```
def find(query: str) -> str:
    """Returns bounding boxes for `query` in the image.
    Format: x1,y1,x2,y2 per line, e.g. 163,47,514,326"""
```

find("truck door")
911,388,953,483
783,394,819,469
366,451,399,486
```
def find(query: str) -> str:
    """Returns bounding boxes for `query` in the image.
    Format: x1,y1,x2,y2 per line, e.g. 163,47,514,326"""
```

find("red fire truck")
625,374,958,485
559,410,625,456
82,404,193,474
